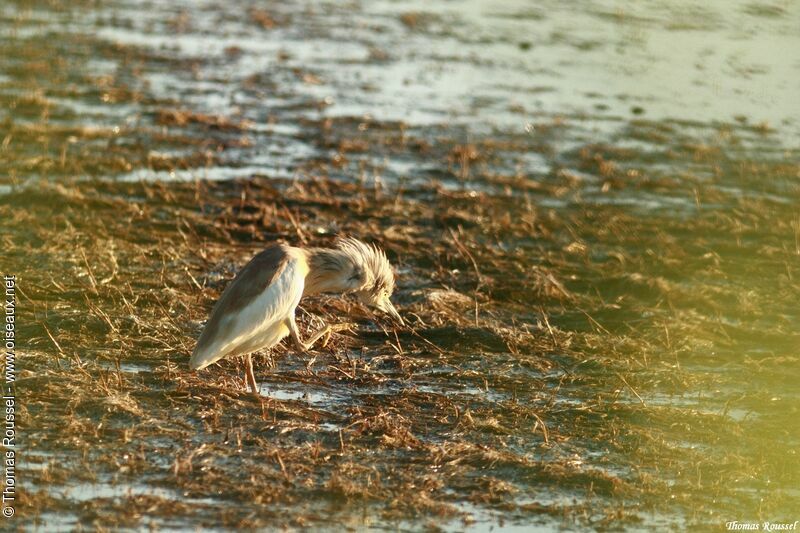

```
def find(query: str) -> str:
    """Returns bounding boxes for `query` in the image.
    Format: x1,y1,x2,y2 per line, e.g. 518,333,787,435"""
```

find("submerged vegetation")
2,0,799,530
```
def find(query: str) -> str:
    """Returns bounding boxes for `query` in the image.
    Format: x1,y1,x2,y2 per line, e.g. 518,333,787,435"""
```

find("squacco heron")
189,237,402,393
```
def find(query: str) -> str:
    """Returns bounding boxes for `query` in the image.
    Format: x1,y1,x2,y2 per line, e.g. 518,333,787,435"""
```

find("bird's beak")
379,298,404,326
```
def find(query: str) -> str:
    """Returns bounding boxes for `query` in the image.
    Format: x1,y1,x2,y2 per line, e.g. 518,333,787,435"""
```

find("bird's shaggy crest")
335,237,396,296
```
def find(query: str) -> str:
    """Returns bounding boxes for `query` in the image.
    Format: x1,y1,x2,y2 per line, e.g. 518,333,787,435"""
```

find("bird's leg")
288,317,352,351
287,317,351,371
244,353,259,394
288,317,325,352
287,317,322,371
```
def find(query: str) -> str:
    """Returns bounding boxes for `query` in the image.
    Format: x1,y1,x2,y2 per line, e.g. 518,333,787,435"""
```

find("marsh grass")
2,0,799,529
6,150,799,528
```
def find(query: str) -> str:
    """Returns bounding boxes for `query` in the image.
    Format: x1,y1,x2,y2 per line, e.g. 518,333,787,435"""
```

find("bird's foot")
320,322,354,348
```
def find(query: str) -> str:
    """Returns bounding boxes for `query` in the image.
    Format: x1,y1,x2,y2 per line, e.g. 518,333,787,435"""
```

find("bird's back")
190,244,308,370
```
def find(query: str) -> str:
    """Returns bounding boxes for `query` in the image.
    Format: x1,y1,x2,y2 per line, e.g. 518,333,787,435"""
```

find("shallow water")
3,0,800,530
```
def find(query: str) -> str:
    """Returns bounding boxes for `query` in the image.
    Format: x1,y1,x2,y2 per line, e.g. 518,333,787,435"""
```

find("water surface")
2,0,799,530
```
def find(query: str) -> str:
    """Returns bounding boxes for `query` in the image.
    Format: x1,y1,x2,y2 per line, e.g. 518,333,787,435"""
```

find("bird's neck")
303,248,355,296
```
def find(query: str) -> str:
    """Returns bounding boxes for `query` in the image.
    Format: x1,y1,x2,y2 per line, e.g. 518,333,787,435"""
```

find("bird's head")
336,237,404,325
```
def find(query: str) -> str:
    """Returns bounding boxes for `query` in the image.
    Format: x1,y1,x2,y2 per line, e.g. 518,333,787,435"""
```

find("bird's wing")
190,245,305,369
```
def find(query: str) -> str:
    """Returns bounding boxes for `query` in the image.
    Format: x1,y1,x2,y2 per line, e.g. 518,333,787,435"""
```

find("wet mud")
2,0,799,530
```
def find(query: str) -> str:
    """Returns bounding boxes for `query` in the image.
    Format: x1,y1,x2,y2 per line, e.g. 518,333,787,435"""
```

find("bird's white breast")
227,256,305,352
191,252,307,368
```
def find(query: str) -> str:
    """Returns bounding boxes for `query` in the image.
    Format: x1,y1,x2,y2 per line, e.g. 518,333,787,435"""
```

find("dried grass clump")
3,3,798,528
